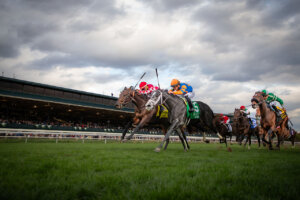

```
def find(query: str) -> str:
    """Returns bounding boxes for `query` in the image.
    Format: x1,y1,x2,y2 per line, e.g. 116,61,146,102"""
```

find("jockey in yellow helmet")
168,79,195,112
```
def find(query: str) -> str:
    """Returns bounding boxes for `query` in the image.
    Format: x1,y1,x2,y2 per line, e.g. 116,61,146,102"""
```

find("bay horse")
213,114,232,147
145,89,217,152
251,91,289,150
115,86,186,150
233,108,261,149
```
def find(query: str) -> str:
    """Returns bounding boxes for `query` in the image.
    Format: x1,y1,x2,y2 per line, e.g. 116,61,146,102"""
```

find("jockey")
139,81,159,95
240,105,250,116
241,105,256,129
219,113,232,132
168,79,195,112
262,89,284,123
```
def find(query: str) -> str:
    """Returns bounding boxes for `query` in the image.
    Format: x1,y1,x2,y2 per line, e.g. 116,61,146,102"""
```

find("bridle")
252,92,266,106
146,90,169,110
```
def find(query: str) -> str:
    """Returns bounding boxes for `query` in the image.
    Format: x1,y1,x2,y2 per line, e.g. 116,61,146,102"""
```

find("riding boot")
272,105,282,125
185,96,194,112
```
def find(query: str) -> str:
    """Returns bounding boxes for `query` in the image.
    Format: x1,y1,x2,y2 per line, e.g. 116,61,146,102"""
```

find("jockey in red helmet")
219,114,232,132
139,81,159,95
240,105,250,116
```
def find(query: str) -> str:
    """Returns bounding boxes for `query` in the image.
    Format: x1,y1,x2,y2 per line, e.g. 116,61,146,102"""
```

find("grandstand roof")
0,76,134,113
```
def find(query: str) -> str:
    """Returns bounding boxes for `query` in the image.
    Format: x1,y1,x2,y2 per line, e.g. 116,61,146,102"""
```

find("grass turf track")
0,139,299,200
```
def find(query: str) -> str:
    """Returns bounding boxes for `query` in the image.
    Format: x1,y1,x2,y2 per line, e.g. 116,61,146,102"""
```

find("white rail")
0,128,215,143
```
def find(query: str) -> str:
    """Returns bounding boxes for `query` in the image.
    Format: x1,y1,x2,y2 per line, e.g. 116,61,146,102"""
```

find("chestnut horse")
251,91,289,150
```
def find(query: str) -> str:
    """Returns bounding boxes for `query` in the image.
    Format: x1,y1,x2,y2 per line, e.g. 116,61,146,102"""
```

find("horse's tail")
196,101,218,134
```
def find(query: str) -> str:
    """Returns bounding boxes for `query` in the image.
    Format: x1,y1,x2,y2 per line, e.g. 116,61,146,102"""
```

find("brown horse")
115,87,189,150
233,108,261,149
251,91,289,150
213,114,232,147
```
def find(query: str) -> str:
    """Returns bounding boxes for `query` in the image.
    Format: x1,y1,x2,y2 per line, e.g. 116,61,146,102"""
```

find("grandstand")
0,76,136,133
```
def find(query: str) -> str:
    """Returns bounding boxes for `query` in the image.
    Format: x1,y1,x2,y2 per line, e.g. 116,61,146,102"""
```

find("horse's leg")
276,133,281,150
178,128,189,151
176,129,187,151
244,135,248,147
268,129,273,150
256,130,261,148
291,131,296,148
224,135,228,147
126,115,151,140
239,134,244,145
163,128,169,150
248,131,251,150
155,119,178,152
164,138,170,150
121,119,133,140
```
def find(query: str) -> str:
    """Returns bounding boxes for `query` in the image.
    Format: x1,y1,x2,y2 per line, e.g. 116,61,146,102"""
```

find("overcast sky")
1,0,300,129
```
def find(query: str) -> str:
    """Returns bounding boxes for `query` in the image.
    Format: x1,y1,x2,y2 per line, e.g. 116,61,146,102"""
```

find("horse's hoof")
154,148,161,152
227,147,232,152
248,146,251,150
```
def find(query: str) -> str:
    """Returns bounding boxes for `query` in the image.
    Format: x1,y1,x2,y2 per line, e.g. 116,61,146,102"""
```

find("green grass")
0,139,300,200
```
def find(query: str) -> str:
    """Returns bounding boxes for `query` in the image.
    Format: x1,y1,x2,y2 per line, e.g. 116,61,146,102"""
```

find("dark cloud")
137,0,200,11
189,0,300,83
1,0,300,85
0,0,122,58
0,37,20,58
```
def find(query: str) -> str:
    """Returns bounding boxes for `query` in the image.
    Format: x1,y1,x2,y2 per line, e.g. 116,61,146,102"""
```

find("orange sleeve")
173,90,183,95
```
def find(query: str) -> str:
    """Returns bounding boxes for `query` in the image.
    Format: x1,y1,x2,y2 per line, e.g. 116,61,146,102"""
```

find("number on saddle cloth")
181,98,200,119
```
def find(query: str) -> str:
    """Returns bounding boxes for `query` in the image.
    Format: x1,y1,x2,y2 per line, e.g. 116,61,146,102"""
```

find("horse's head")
251,91,264,108
234,108,242,118
115,86,135,109
145,89,162,111
233,108,243,123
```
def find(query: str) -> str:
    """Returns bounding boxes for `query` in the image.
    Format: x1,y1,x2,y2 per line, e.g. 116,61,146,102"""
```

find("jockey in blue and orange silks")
168,79,195,112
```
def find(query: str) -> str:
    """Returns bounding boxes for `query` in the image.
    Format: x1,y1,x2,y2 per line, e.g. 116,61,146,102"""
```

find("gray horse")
145,89,193,152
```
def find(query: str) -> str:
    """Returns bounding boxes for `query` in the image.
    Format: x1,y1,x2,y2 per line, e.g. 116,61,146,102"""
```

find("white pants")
223,122,232,132
269,101,282,109
184,91,195,99
227,123,232,132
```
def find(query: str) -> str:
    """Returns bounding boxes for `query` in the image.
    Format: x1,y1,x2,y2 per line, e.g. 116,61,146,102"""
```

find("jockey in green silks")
262,89,293,137
261,89,284,120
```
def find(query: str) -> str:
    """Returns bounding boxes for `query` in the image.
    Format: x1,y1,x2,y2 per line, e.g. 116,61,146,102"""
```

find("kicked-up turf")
0,139,299,200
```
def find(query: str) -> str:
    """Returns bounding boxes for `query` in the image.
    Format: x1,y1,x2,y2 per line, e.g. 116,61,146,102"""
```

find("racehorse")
232,108,261,149
251,91,289,150
145,89,217,152
213,114,232,147
115,86,185,150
